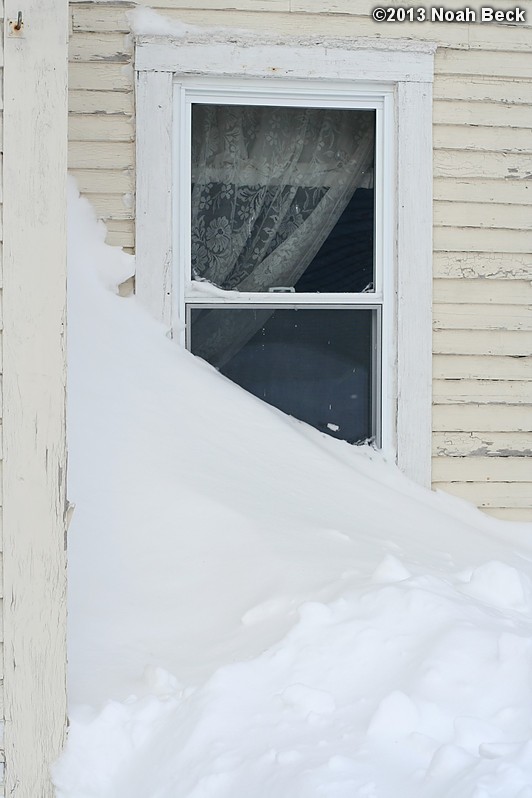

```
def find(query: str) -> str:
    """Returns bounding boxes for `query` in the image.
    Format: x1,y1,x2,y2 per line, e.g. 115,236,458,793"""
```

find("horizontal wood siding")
68,21,135,247
68,1,532,521
432,38,531,520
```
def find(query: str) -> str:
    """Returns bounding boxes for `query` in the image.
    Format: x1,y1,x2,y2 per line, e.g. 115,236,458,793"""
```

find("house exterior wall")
68,0,532,522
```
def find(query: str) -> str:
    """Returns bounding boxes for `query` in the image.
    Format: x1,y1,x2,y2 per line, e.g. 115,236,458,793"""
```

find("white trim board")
3,0,69,790
136,36,435,83
135,37,434,487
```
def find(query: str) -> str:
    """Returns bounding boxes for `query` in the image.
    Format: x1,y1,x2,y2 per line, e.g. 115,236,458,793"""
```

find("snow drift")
54,181,532,798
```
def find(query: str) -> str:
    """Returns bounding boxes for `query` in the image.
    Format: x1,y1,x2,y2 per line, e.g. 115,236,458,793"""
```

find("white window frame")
135,33,435,487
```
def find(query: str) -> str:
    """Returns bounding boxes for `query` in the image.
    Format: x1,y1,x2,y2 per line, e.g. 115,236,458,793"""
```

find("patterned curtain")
190,105,375,365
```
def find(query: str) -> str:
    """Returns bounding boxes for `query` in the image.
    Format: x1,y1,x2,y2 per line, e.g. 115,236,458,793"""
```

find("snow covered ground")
54,182,532,798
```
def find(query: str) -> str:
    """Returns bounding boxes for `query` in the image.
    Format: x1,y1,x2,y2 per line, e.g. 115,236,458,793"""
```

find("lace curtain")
190,105,375,365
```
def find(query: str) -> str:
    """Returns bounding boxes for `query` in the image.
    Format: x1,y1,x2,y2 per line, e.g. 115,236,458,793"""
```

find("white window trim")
135,33,435,487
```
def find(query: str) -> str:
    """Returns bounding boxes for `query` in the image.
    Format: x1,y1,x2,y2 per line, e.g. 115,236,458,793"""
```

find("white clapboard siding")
434,355,532,381
433,431,532,457
83,4,532,48
137,0,291,8
69,3,532,49
434,252,532,280
433,305,532,331
434,201,531,230
69,62,134,91
433,482,531,509
435,49,532,80
433,405,532,433
434,151,531,180
290,0,532,26
433,76,532,104
71,168,135,194
69,32,132,62
432,457,532,482
468,23,532,52
434,125,532,154
72,5,131,34
106,231,133,247
434,279,532,305
433,179,530,205
68,113,134,142
433,330,532,357
69,89,134,115
434,100,532,128
66,2,532,520
290,0,529,13
105,219,134,248
68,141,134,169
433,380,532,404
86,193,134,220
71,5,465,44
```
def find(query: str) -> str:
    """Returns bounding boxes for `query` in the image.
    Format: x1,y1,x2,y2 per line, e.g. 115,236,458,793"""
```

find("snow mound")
55,180,532,798
459,560,532,612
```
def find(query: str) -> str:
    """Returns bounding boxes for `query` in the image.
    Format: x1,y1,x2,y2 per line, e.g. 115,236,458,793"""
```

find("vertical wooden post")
3,0,68,790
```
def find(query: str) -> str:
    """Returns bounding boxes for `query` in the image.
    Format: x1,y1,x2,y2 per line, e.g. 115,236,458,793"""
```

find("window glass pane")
189,307,377,443
191,105,375,293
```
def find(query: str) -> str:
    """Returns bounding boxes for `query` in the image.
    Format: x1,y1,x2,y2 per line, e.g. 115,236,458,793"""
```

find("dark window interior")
294,188,374,293
190,307,376,444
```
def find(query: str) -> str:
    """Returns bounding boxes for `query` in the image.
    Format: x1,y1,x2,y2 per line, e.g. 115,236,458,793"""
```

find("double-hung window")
180,88,388,447
135,34,434,484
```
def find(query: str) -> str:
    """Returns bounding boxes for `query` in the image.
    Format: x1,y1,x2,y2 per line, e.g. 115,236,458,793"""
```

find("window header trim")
136,35,435,83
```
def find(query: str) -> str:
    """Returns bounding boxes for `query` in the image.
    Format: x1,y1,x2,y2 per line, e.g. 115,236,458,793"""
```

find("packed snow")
54,181,532,798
